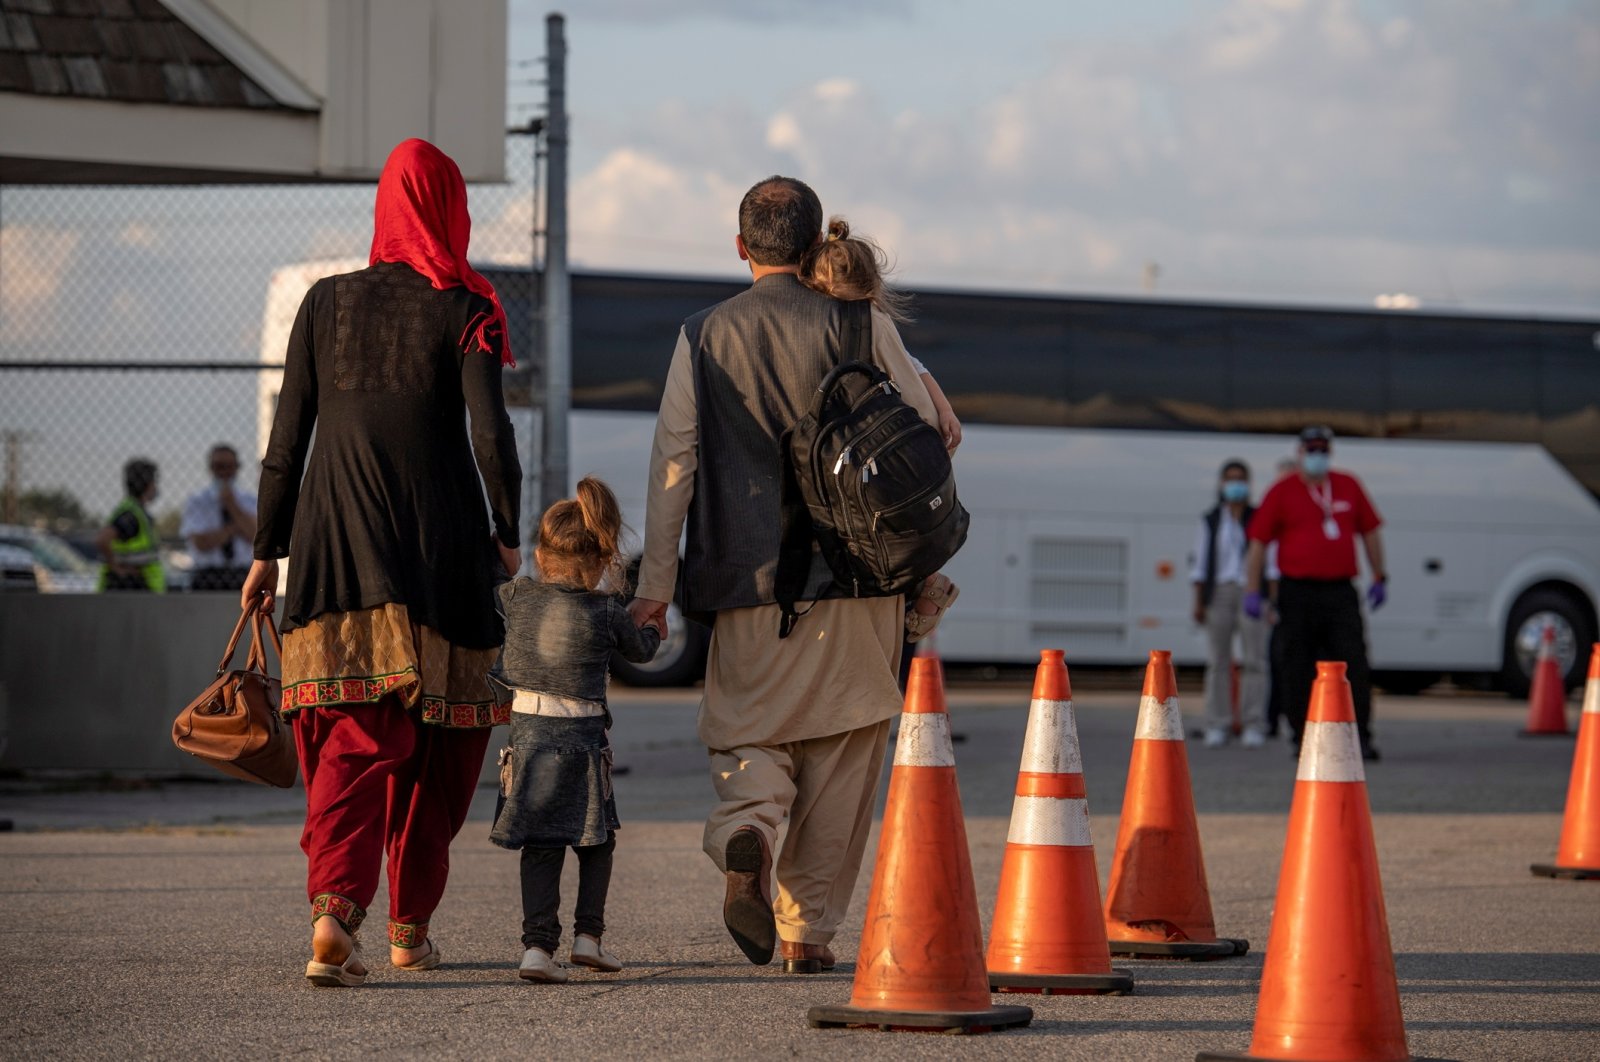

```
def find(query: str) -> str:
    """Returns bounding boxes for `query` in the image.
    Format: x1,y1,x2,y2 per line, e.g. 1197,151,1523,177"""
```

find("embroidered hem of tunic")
279,603,505,728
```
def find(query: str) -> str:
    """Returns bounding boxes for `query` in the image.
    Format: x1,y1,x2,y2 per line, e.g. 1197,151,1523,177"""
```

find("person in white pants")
1190,459,1268,747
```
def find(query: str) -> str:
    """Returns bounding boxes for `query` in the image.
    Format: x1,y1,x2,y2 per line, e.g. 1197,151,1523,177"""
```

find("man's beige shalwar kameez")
637,308,937,945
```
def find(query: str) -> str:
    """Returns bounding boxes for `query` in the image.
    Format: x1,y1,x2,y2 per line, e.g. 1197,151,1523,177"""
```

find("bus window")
1539,321,1600,496
1228,311,1386,437
1067,303,1230,431
1385,317,1539,443
902,292,1071,427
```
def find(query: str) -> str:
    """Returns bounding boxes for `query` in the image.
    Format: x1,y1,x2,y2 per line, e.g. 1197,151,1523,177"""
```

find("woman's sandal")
392,938,442,971
305,936,367,988
905,574,960,643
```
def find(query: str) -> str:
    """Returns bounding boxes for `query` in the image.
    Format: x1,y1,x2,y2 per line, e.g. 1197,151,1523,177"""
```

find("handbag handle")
244,610,284,675
218,598,285,677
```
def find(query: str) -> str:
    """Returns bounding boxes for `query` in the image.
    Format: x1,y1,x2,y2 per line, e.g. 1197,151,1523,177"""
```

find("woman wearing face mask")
1189,459,1268,748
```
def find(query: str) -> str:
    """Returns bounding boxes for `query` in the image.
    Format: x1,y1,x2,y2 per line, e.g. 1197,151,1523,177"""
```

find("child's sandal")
905,574,959,643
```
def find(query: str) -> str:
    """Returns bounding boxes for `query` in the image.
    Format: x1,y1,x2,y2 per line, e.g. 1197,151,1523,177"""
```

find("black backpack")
775,301,970,637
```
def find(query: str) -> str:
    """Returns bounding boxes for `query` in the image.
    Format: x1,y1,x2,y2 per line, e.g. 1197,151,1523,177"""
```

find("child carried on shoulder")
489,476,661,983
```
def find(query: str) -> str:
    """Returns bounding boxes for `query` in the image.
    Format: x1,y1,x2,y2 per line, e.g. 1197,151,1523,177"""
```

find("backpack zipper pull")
833,447,851,475
863,457,878,482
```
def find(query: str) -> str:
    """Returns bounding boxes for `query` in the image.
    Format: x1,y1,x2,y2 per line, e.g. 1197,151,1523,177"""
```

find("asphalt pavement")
2,679,1598,1060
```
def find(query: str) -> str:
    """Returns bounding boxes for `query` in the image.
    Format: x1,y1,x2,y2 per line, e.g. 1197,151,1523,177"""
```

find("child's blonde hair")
537,475,626,590
799,216,913,323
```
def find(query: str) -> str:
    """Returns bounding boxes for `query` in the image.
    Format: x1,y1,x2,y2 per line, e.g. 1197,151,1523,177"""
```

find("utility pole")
540,12,570,518
1,430,29,525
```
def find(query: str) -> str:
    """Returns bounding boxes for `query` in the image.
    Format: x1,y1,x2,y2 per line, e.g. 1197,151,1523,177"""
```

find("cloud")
0,224,82,344
560,0,1600,310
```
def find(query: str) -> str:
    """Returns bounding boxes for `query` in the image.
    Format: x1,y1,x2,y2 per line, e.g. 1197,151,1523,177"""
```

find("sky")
2,0,1597,520
503,0,1600,309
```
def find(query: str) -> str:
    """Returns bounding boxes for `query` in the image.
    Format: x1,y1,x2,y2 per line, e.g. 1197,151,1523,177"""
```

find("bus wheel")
1500,586,1596,698
610,601,710,687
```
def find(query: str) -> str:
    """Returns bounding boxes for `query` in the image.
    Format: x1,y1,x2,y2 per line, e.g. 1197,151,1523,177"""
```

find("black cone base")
1109,937,1249,961
989,970,1134,995
1530,862,1600,880
807,1003,1033,1034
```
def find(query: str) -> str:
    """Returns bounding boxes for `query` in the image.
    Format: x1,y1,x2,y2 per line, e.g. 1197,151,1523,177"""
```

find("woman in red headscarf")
242,139,521,986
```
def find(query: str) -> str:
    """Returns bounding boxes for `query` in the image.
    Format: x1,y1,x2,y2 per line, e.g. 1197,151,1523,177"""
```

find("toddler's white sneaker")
1240,727,1267,749
1202,728,1228,748
518,946,568,983
570,934,623,973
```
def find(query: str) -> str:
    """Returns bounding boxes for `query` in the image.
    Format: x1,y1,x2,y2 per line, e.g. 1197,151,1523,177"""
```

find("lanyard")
1307,478,1340,540
1308,479,1333,518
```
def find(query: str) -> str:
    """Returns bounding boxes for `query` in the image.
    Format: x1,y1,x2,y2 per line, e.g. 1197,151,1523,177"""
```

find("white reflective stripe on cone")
1006,795,1092,847
1019,698,1083,774
1297,721,1365,782
1585,678,1600,715
894,713,956,768
1134,695,1185,741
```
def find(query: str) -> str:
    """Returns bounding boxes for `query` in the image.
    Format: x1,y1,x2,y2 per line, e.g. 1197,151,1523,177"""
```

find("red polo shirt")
1248,470,1381,581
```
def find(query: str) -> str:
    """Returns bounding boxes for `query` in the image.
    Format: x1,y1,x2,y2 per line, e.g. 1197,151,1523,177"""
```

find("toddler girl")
489,476,661,982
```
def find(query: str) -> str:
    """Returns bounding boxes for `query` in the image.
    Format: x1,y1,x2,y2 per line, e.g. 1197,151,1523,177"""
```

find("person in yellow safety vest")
96,457,166,592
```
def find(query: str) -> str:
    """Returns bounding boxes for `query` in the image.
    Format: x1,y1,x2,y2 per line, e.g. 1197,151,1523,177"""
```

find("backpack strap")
841,297,872,363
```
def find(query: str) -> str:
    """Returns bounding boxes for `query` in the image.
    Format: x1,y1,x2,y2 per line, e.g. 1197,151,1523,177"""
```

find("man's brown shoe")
723,827,775,965
779,940,836,975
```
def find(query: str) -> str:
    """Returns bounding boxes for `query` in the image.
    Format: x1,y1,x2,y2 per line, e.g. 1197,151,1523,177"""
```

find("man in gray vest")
630,176,938,974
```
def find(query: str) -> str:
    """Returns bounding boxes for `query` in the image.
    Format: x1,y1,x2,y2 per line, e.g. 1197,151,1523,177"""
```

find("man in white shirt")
1189,458,1267,747
181,443,258,591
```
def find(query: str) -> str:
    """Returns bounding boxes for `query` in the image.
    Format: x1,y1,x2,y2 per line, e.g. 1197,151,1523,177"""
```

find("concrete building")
1,0,507,183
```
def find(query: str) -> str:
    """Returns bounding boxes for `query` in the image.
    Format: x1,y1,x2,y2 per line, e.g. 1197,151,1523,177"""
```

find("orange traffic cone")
1105,650,1248,960
1531,642,1600,880
1519,623,1571,737
808,657,1032,1034
1198,661,1443,1062
987,650,1134,995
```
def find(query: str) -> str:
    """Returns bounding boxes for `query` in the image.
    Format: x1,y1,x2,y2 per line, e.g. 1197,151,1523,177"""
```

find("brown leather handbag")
172,605,298,788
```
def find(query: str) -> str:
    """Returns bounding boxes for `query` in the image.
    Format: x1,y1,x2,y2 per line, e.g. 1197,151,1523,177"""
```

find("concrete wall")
0,595,502,782
0,594,252,772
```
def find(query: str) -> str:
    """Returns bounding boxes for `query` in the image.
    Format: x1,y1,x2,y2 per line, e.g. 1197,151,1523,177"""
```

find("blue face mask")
1302,453,1331,477
1220,480,1250,503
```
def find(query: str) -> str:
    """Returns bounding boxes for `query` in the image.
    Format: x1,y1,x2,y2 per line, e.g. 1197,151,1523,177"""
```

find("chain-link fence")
0,133,541,588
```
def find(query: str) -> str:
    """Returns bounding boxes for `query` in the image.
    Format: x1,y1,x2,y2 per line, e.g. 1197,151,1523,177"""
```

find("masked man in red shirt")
1244,426,1387,760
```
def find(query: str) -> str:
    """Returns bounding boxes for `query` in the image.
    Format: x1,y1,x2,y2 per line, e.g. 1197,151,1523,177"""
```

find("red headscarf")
369,138,515,367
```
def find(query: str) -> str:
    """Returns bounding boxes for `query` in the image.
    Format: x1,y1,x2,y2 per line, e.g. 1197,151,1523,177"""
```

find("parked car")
0,525,99,593
0,543,39,592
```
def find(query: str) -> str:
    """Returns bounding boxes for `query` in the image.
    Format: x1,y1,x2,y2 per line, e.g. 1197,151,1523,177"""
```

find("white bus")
260,264,1600,695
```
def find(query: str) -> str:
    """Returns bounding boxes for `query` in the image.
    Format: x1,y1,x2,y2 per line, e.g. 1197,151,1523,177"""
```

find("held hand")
1192,604,1206,625
1366,579,1387,611
497,540,522,577
1242,590,1264,620
938,408,963,453
628,597,669,639
241,558,279,614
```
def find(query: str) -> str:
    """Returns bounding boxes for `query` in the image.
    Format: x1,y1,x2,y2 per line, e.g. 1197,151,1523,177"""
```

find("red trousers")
295,702,491,947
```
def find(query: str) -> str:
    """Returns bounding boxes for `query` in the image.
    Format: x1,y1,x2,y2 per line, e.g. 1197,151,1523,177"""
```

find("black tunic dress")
254,261,521,650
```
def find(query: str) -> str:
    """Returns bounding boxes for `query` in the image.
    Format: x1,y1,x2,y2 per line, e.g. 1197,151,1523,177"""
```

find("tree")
16,488,89,531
